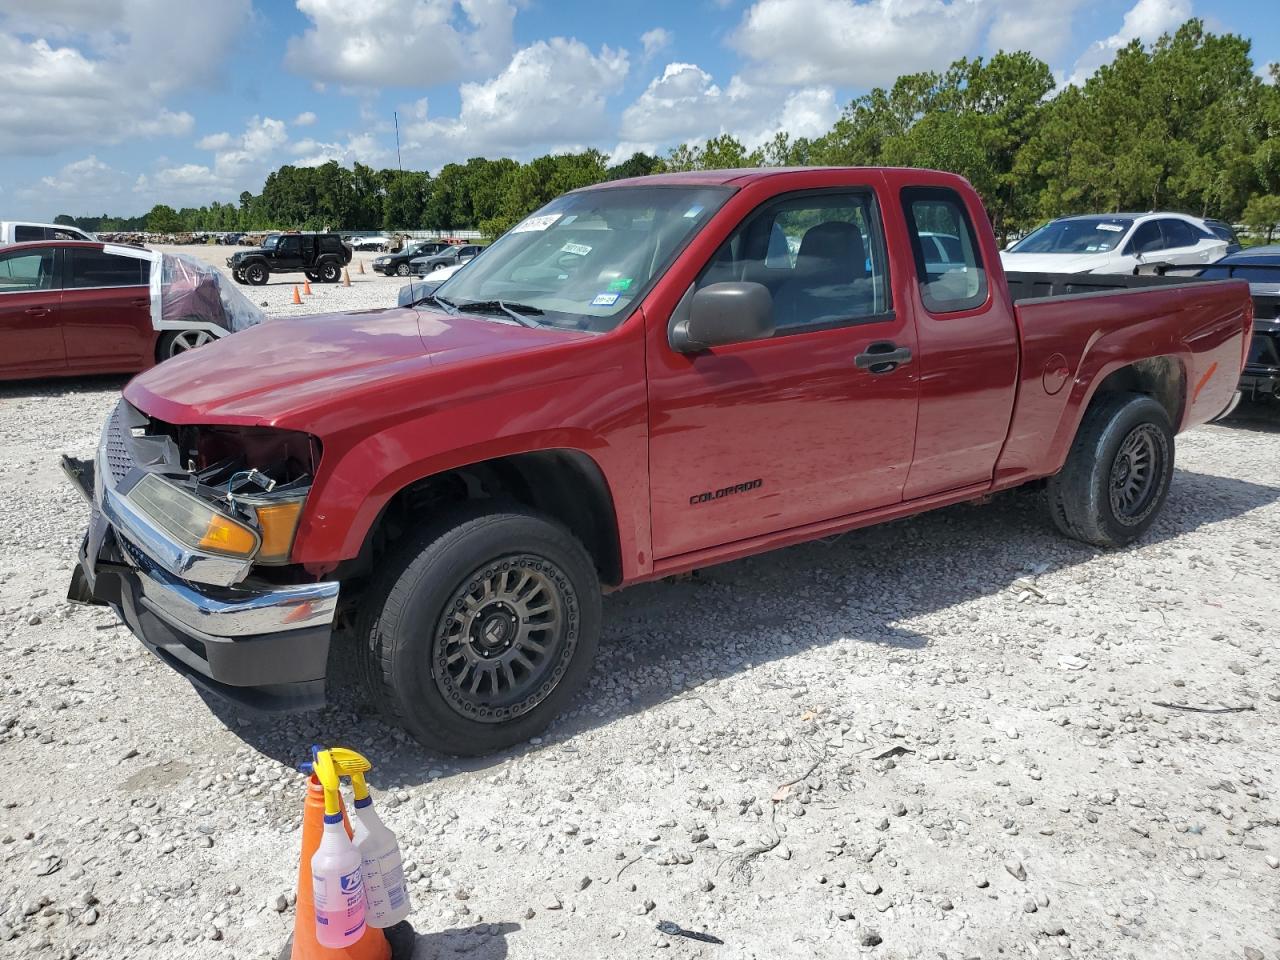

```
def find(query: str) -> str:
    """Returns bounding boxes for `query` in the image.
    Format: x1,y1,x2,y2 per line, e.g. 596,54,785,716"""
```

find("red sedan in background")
0,240,262,381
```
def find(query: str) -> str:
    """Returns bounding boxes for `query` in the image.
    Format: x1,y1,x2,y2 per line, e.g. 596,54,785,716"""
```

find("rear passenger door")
0,246,65,377
1158,219,1218,266
646,187,920,559
275,236,304,270
61,247,153,372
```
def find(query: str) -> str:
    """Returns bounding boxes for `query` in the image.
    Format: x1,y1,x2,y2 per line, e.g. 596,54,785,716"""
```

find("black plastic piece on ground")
656,920,724,944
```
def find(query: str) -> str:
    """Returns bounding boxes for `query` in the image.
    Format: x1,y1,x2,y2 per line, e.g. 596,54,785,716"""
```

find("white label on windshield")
560,242,592,256
1096,223,1124,232
591,292,619,306
512,214,560,233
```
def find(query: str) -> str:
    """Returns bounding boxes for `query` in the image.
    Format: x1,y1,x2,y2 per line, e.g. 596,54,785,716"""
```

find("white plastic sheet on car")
158,253,266,333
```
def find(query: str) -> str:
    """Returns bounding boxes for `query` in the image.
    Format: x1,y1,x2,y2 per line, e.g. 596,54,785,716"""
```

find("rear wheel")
1048,393,1174,547
356,506,601,755
319,260,341,283
245,262,268,286
157,328,216,361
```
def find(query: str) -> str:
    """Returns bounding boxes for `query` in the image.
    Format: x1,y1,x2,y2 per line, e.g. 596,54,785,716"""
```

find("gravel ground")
0,271,1278,959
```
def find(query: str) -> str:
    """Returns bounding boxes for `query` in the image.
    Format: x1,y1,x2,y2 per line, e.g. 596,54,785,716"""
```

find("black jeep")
228,232,352,285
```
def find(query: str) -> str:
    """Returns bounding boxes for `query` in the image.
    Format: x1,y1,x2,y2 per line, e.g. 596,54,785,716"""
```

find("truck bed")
993,271,1252,490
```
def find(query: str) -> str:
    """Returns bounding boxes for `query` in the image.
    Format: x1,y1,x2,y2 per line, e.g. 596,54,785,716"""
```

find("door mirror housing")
669,282,775,353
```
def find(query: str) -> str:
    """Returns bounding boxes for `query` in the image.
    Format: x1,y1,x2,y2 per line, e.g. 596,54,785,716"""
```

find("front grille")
104,404,133,484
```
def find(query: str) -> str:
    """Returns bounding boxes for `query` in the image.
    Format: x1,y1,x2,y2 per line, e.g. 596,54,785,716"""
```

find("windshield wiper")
457,299,544,328
426,293,457,313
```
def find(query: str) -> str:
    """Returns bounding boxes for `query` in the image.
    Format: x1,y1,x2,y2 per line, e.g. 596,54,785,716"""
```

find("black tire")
319,260,341,283
1048,392,1174,547
245,262,268,286
356,506,602,755
232,269,246,285
396,262,411,277
305,269,321,283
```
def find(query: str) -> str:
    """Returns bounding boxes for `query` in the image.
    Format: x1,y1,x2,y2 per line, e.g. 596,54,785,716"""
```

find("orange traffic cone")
357,261,365,275
303,278,313,296
280,776,391,960
342,269,351,287
291,286,302,305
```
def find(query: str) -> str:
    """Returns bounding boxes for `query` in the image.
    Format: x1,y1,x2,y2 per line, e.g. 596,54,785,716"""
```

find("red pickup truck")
66,168,1251,755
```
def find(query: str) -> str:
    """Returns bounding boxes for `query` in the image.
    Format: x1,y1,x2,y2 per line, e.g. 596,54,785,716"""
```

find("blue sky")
2,0,1277,220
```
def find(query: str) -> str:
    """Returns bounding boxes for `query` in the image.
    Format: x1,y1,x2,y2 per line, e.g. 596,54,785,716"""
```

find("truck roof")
589,166,975,193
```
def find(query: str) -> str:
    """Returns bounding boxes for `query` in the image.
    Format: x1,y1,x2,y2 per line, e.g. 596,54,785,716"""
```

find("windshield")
432,185,734,332
1009,217,1134,254
261,235,280,251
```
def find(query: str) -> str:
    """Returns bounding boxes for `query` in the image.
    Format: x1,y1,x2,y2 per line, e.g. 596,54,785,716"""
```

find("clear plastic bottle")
310,754,366,948
349,791,411,927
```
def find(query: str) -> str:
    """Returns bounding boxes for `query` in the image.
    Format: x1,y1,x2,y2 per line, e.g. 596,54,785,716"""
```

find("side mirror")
669,282,775,353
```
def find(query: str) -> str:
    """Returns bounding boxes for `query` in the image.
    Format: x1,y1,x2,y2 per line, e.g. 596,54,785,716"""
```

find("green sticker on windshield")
606,278,633,292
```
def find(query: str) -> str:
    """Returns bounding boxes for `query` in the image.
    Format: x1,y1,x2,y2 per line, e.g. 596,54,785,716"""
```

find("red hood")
126,306,589,426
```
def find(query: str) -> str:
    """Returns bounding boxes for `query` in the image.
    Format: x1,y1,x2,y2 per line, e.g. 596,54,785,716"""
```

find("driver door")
0,246,65,377
646,188,920,559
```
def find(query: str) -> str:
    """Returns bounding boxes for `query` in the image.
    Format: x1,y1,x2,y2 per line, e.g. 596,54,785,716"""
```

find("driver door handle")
855,341,912,374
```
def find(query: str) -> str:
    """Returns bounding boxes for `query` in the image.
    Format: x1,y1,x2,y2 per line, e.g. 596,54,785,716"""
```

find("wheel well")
1089,356,1185,427
355,451,623,587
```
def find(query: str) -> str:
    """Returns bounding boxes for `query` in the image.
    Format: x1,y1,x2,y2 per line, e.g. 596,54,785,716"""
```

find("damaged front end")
66,400,338,712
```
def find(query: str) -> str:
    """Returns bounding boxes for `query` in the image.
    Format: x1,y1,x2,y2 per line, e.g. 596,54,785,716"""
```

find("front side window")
434,185,733,332
1127,221,1164,255
261,235,280,251
0,249,55,293
695,191,890,332
277,237,301,256
68,249,148,288
902,187,987,313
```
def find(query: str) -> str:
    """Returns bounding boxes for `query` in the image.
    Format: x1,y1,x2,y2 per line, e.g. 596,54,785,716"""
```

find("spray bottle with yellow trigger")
328,747,412,928
308,749,367,948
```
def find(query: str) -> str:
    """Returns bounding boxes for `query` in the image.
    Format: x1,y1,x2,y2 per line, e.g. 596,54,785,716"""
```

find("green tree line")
59,19,1280,243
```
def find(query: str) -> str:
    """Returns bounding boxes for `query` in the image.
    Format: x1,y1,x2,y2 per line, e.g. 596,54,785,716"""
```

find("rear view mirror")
669,282,775,353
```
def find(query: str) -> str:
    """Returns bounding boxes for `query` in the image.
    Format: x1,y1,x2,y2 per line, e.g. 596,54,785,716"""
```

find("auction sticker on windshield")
1097,223,1124,231
591,293,619,306
512,214,561,233
561,242,592,256
606,278,633,292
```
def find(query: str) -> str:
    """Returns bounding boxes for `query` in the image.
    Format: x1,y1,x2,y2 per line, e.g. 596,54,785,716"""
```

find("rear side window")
902,187,987,313
14,225,45,242
1161,219,1200,249
68,249,148,288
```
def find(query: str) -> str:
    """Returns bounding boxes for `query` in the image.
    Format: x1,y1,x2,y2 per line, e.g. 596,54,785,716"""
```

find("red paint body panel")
115,169,1252,587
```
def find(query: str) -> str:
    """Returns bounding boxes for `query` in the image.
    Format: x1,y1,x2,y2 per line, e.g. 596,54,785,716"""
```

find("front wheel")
1048,393,1174,547
396,263,410,277
245,263,268,285
357,507,601,755
304,269,321,283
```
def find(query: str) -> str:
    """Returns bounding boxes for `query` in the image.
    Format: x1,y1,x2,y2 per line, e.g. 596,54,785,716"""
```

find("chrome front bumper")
65,402,340,712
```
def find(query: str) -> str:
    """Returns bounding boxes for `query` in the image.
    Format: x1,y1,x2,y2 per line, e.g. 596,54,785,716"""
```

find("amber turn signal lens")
198,514,261,557
253,499,305,564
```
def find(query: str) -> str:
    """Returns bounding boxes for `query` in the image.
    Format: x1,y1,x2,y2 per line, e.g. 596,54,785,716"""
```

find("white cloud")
285,0,516,88
619,62,838,152
195,132,234,151
730,0,989,88
0,0,248,154
988,0,1091,64
403,38,629,166
1067,0,1192,85
640,27,672,61
20,155,134,209
290,133,392,168
293,111,318,127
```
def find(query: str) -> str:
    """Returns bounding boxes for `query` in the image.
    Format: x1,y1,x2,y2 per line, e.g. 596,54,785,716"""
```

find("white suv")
1000,213,1228,275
